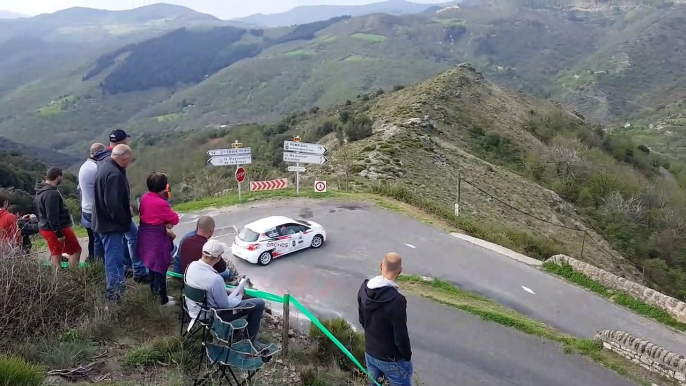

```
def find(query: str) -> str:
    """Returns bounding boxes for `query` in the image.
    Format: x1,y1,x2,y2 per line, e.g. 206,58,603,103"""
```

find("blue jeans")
365,353,413,386
124,220,147,278
218,298,266,341
100,232,126,300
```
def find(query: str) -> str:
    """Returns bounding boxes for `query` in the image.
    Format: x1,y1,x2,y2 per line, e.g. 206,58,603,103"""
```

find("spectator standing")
0,192,21,250
357,252,413,386
137,172,179,306
93,145,135,300
184,240,267,349
35,167,82,269
78,143,106,262
177,216,238,281
7,205,39,253
95,129,147,283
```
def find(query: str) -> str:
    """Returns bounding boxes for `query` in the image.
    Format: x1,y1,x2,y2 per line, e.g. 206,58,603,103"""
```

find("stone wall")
595,330,686,385
546,254,686,322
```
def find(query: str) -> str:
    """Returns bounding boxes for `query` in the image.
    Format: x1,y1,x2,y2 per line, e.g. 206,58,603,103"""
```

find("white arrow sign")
207,148,252,156
288,166,307,172
283,152,327,164
208,154,252,166
284,140,328,155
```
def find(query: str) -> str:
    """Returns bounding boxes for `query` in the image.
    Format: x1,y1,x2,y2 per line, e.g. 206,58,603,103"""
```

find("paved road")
168,198,686,385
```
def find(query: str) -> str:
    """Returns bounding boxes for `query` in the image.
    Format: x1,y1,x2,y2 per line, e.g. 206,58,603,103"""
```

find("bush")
123,336,183,367
0,256,106,350
393,85,405,91
309,318,365,372
344,114,373,142
0,355,44,386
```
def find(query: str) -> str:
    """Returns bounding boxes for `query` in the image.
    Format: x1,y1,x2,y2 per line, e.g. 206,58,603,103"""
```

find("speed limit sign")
314,180,327,193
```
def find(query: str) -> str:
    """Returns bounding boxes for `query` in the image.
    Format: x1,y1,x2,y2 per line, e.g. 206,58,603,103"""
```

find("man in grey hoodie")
78,143,106,262
357,252,413,386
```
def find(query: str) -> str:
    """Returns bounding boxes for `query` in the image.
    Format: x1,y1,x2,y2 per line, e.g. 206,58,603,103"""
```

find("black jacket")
357,279,412,362
17,218,39,252
34,182,72,238
92,158,131,234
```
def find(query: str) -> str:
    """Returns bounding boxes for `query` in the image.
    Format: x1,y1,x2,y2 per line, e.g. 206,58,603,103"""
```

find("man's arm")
212,277,242,309
45,192,64,238
357,287,365,327
18,219,39,236
391,295,412,361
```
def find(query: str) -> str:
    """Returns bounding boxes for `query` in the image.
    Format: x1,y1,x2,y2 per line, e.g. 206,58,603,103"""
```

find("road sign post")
207,140,251,201
283,136,328,195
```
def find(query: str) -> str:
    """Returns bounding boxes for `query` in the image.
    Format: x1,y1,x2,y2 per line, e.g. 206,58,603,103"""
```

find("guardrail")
54,262,381,386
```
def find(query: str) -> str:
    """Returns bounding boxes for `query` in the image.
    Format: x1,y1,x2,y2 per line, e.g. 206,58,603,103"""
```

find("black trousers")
86,227,95,260
149,271,169,305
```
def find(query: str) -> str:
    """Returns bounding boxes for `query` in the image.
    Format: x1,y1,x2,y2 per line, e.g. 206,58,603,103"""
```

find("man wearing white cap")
184,239,267,349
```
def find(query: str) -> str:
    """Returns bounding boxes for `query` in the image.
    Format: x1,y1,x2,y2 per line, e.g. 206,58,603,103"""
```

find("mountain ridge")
235,0,441,27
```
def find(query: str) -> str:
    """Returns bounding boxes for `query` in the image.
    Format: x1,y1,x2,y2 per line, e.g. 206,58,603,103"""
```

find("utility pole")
580,231,587,260
455,170,461,216
232,140,243,201
294,136,301,195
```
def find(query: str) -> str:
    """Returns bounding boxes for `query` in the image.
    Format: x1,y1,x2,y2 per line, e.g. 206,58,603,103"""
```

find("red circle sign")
235,167,246,183
315,181,326,192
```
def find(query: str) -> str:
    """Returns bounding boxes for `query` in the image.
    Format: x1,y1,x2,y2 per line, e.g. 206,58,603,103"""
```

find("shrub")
309,318,365,372
0,256,106,350
344,114,373,142
0,355,44,386
123,337,183,367
393,85,405,91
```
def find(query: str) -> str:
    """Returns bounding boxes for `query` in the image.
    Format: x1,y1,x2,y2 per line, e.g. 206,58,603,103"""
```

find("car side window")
278,224,301,236
266,228,279,238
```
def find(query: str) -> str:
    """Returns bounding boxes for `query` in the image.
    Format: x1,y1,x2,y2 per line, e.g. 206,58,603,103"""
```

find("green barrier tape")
51,262,379,385
166,270,285,303
290,296,382,386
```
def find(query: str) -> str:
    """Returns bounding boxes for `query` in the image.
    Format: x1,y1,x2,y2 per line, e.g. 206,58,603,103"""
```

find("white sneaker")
167,296,175,302
163,300,177,307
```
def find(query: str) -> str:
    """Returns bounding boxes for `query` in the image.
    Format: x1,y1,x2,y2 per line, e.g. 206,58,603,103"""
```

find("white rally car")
232,216,327,265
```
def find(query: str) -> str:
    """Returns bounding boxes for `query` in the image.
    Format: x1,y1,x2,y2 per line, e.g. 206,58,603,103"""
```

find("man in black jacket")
93,144,134,300
35,167,82,269
357,252,413,386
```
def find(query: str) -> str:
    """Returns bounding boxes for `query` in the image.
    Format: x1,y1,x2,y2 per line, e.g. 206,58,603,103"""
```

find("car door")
264,227,290,257
278,223,305,254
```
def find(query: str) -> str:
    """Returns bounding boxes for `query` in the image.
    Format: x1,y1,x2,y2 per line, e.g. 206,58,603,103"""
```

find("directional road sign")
208,154,252,166
250,179,288,192
284,140,328,155
207,148,252,156
283,151,327,164
288,166,306,173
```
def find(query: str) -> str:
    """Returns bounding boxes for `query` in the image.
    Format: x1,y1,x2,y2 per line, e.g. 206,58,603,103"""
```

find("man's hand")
29,214,37,222
58,236,66,242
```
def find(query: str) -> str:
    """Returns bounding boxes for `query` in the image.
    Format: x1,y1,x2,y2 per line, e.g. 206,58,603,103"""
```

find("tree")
345,114,373,142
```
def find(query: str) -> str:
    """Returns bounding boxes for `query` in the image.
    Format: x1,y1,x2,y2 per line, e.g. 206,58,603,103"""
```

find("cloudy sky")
0,0,446,19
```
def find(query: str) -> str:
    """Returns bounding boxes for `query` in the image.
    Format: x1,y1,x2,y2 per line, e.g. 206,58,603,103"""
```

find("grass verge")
396,274,678,386
542,262,686,332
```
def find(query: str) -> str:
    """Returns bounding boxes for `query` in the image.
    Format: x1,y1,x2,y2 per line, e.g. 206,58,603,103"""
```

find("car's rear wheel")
311,235,324,249
258,251,272,266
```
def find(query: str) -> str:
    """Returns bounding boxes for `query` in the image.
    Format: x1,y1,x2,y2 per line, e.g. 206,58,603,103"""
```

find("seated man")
177,216,238,282
7,205,39,253
185,239,267,349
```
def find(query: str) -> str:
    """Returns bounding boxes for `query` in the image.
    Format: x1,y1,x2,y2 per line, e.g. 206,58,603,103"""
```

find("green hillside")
3,4,686,159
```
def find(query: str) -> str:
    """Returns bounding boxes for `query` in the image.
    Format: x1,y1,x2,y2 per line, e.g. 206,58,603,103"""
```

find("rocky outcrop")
547,254,686,322
595,330,686,385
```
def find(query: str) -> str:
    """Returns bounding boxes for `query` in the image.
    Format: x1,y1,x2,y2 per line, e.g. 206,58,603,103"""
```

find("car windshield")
238,227,260,242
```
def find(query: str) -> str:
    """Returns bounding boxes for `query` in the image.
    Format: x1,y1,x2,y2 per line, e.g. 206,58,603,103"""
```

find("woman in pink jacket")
137,172,179,306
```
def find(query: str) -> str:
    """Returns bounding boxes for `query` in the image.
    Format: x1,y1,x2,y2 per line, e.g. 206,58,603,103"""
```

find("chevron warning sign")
249,178,288,192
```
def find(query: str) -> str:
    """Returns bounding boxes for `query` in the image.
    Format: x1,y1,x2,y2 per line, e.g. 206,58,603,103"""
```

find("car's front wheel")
258,251,273,266
311,235,324,249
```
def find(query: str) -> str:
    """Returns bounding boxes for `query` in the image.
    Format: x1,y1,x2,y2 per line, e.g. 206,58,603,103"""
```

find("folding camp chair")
193,309,282,386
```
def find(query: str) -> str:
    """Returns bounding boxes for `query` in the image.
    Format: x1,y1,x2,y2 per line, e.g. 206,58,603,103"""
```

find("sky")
0,0,447,19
